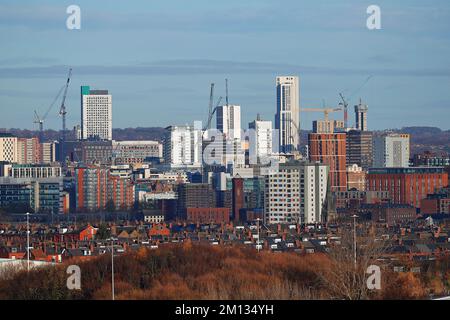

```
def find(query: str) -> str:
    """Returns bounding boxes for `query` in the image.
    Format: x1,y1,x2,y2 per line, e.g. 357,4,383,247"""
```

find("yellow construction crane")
301,107,343,121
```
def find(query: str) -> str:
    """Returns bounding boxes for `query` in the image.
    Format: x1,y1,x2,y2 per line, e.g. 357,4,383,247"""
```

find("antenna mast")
225,78,229,106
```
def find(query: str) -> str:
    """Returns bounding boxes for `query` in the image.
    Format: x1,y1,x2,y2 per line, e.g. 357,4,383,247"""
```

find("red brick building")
232,177,244,222
369,204,417,226
308,132,347,191
109,175,135,210
187,207,230,224
75,166,134,212
366,167,448,208
420,189,450,214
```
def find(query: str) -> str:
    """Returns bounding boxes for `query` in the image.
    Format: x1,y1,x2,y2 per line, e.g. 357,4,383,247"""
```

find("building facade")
373,133,410,168
75,166,134,212
366,167,448,208
186,207,230,224
308,132,347,191
354,100,368,131
0,177,64,214
81,86,112,141
163,125,202,169
275,76,299,153
175,183,216,219
248,117,273,163
413,151,450,167
347,164,366,191
216,104,241,140
17,137,40,164
40,141,57,163
264,161,328,224
112,140,162,164
346,130,373,170
0,133,18,163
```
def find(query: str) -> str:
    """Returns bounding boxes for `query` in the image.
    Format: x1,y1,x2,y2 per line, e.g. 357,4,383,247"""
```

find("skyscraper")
81,86,112,141
275,76,299,153
308,132,347,191
248,116,273,162
373,133,410,167
216,104,241,140
264,160,328,224
163,125,202,169
346,129,373,170
354,100,368,131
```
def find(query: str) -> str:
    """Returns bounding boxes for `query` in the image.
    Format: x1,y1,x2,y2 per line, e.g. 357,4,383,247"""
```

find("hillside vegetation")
0,243,447,300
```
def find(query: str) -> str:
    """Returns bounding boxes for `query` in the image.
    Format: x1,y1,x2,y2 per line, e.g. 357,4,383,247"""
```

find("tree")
318,224,388,300
96,223,111,240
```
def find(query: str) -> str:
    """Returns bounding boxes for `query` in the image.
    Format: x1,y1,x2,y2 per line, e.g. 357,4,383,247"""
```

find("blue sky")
0,0,449,130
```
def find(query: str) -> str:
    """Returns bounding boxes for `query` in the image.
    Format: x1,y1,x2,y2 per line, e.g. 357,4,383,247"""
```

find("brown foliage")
0,243,440,300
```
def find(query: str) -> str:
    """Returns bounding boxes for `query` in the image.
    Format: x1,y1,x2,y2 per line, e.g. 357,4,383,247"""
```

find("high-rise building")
264,160,329,224
275,76,299,153
17,137,40,164
75,166,109,211
216,104,241,140
0,133,18,163
346,130,373,170
373,133,410,168
308,132,347,191
40,141,57,163
81,86,112,141
74,166,134,212
248,116,273,162
354,100,368,131
163,125,202,169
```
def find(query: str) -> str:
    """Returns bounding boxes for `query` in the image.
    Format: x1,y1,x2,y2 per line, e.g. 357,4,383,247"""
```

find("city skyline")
0,0,449,130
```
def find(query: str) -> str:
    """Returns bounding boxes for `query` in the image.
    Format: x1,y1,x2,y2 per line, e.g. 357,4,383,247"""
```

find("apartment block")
264,160,328,224
373,133,410,168
0,133,18,163
308,132,347,191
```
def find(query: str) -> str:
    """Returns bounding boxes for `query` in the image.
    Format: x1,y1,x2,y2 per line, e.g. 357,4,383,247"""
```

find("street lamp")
26,212,30,272
351,214,358,268
256,218,261,253
108,237,118,300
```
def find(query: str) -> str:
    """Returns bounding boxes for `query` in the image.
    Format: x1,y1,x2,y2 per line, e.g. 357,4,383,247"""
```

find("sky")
0,0,450,131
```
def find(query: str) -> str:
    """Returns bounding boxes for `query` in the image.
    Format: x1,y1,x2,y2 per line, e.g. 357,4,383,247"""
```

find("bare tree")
318,223,389,300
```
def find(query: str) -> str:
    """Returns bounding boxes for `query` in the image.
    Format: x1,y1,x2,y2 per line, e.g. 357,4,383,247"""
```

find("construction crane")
204,83,215,131
203,83,222,132
203,96,222,134
301,107,343,121
33,85,65,142
339,75,372,128
59,68,72,145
